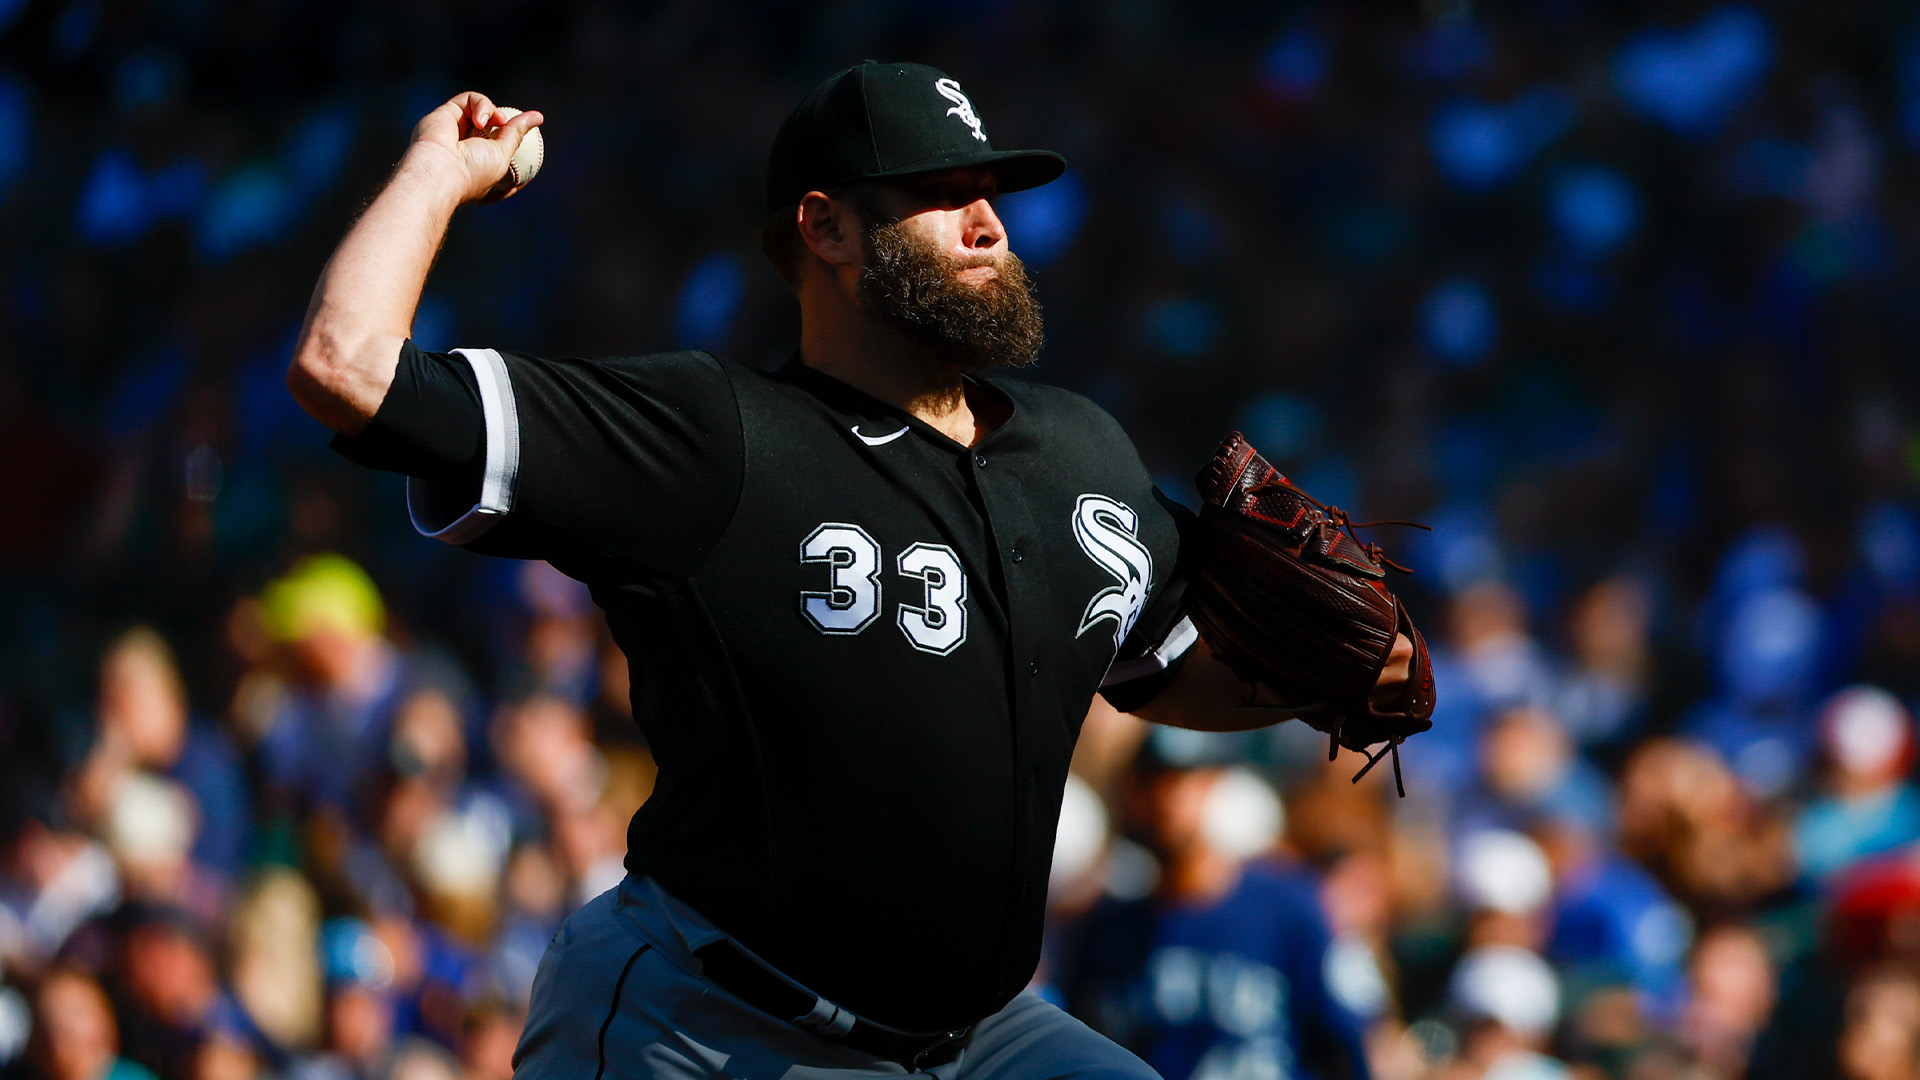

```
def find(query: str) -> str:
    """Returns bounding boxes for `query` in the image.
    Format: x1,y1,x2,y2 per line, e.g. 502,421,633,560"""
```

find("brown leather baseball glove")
1184,432,1437,794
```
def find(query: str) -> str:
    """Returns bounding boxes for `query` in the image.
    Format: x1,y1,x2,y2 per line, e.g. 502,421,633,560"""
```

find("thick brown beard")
858,221,1045,370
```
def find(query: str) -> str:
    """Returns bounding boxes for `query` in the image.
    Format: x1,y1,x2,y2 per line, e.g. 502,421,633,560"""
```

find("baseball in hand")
487,107,544,193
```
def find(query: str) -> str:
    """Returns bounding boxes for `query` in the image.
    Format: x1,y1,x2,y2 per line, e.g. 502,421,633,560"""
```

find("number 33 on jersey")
797,492,1150,659
800,524,970,654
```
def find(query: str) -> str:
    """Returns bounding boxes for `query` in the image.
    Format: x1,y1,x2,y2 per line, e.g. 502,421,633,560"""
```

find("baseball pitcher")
288,62,1431,1079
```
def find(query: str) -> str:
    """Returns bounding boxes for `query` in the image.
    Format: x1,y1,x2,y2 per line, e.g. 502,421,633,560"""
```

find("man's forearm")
1128,636,1291,733
287,145,468,434
1129,632,1413,733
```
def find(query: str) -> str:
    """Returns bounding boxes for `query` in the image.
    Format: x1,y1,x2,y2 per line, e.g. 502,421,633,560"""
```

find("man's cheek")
887,212,946,249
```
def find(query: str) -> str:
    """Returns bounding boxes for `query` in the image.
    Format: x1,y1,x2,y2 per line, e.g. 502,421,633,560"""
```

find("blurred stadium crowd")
6,0,1920,1078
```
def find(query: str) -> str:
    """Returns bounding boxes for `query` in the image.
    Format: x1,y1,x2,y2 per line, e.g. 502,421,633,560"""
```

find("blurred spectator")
488,843,568,1006
488,694,632,906
252,556,425,815
1416,583,1556,796
1453,829,1552,955
1825,849,1920,979
226,869,322,1053
191,1032,260,1080
114,909,253,1080
291,980,391,1080
1615,739,1794,919
1794,686,1920,883
489,695,603,825
97,772,209,920
381,1040,460,1080
0,808,120,976
503,563,600,709
297,920,398,1080
361,915,472,1053
456,1002,522,1080
1756,850,1920,1080
379,688,512,944
1552,576,1655,754
1444,584,1555,717
1441,945,1567,1080
1537,814,1691,1021
1457,707,1611,838
1680,924,1775,1079
29,968,158,1080
73,628,248,879
1060,734,1373,1080
1836,968,1920,1080
1684,575,1827,800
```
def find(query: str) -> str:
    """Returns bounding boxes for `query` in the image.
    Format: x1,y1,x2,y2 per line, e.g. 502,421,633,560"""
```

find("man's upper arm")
331,340,745,580
330,339,486,477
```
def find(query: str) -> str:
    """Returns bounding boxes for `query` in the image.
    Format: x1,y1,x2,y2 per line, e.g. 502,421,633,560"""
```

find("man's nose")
963,198,1006,250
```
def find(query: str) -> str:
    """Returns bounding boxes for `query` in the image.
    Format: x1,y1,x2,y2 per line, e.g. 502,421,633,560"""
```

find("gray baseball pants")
511,875,1159,1079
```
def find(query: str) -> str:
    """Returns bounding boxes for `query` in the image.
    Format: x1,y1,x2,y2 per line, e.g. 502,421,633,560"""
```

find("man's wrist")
391,142,473,212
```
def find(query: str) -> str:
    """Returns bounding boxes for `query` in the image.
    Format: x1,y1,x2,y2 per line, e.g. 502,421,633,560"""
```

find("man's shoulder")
506,347,728,378
485,348,740,415
985,373,1130,439
986,371,1111,414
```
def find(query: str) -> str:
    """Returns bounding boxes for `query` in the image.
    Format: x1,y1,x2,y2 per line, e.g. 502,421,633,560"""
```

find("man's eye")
913,183,989,208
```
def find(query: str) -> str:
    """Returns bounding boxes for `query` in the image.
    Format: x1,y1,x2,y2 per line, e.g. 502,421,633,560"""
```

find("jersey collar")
774,352,1019,454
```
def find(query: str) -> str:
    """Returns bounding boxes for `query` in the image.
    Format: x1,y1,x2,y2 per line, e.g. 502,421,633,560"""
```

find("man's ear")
796,191,861,269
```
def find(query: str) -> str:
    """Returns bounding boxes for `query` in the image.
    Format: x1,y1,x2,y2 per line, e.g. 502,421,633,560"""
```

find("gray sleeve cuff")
406,347,520,545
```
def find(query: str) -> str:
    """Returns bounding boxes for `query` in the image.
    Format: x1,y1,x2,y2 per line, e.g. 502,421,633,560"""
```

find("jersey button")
1010,547,1024,563
1028,661,1040,677
973,453,988,468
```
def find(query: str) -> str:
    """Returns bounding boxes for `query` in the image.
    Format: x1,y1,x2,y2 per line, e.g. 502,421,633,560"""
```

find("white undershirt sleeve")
1100,615,1199,689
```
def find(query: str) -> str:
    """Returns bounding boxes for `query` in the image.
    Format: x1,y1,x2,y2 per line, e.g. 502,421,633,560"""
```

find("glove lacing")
1246,476,1431,574
1334,730,1407,798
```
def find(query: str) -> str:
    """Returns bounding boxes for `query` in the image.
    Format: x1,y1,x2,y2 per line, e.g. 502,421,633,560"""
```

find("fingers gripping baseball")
412,92,545,204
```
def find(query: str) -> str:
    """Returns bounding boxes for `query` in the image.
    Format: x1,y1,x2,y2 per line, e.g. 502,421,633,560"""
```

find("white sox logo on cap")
934,78,988,143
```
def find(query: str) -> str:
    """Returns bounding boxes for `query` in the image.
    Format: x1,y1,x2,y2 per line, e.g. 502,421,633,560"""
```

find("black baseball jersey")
335,341,1196,1032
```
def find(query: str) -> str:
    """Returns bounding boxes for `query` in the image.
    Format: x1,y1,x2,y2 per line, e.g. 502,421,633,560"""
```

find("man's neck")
799,306,1001,448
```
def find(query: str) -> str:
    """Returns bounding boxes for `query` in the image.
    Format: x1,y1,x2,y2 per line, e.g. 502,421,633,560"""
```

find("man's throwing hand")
411,92,545,204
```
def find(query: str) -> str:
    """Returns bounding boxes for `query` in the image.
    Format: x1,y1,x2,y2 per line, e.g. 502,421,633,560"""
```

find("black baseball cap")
764,61,1066,213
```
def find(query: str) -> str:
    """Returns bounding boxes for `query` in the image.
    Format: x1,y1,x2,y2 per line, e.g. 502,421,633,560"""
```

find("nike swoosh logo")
852,425,909,447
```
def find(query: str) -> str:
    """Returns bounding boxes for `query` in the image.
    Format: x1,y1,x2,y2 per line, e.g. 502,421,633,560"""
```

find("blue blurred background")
6,2,1920,1079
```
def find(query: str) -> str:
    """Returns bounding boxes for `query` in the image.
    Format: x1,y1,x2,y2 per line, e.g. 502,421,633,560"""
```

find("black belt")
691,939,972,1070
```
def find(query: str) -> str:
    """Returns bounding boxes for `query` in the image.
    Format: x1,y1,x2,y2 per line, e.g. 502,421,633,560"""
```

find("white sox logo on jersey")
1073,494,1152,649
934,78,988,143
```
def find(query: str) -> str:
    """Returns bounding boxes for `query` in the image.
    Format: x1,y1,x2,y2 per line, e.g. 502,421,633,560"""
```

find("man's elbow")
285,353,335,427
286,330,380,434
